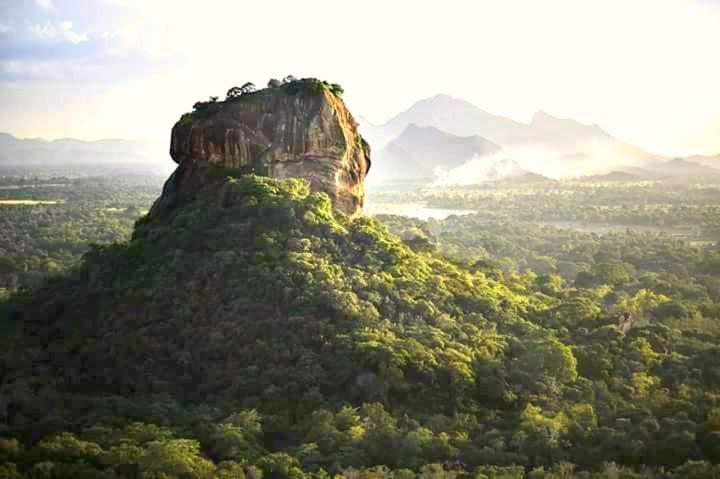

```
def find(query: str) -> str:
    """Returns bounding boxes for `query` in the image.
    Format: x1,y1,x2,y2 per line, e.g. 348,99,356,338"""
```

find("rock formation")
150,79,371,217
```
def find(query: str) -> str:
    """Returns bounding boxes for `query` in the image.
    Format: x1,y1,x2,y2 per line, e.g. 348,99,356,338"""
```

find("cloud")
431,140,663,185
0,0,164,85
0,59,67,81
59,21,87,44
35,0,54,9
28,20,88,44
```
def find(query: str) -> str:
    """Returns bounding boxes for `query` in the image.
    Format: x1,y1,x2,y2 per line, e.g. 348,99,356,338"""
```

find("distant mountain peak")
403,122,425,132
529,110,610,142
0,132,16,145
531,109,552,121
531,109,604,130
402,93,488,113
428,93,469,106
396,123,500,146
365,94,529,148
374,123,500,180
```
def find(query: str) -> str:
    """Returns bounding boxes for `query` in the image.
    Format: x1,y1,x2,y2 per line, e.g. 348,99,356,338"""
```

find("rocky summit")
150,78,371,218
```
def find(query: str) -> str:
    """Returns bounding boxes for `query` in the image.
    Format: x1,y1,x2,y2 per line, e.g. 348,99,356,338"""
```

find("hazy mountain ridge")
617,158,720,181
360,94,530,149
360,94,670,181
528,110,611,146
684,153,720,169
0,132,172,176
0,132,158,155
371,124,501,180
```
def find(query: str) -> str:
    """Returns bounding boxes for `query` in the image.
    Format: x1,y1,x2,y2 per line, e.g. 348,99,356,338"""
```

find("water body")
0,184,68,190
365,202,477,221
0,200,60,205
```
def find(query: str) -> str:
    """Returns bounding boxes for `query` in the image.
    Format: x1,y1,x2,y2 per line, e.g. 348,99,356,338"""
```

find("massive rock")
151,79,371,217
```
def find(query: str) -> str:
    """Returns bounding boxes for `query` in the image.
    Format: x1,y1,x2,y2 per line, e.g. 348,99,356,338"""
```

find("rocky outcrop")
150,79,371,217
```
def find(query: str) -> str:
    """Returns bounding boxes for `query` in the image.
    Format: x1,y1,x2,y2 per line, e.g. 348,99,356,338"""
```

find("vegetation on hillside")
2,175,720,477
422,181,720,235
0,175,161,293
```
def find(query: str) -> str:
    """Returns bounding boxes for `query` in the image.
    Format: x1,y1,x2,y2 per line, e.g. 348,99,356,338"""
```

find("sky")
1,0,719,157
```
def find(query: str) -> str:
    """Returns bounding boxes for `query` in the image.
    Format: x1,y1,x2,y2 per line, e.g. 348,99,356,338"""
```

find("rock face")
151,80,371,217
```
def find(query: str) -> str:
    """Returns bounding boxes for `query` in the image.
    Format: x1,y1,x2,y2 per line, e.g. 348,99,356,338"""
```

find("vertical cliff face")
150,80,371,217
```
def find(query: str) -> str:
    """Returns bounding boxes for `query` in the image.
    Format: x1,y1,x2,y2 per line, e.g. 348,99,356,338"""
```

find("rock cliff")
150,79,371,217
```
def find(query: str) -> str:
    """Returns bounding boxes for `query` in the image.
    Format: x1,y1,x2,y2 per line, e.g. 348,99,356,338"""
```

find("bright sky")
1,0,719,156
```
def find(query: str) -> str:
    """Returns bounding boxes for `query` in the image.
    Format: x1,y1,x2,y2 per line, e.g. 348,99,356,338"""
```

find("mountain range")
2,93,718,183
369,124,501,180
359,94,530,147
618,158,720,182
360,94,717,183
359,94,629,149
684,153,720,169
0,132,172,176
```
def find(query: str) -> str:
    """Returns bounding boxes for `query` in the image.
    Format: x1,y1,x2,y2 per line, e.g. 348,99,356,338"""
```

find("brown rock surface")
150,80,371,217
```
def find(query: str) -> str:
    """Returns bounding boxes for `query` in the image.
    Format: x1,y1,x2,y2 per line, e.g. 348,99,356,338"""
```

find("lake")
365,202,477,220
0,200,60,205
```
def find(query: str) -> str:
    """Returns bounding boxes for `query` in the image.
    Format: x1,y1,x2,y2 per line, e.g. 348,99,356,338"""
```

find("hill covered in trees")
2,173,720,477
2,81,720,478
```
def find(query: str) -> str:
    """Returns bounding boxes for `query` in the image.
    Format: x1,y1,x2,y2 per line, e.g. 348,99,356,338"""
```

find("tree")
553,296,601,324
240,82,256,94
267,78,282,88
0,257,18,275
227,83,256,100
653,300,690,320
0,463,22,479
34,432,103,464
204,412,263,462
226,86,243,100
537,274,564,295
329,83,344,97
574,271,596,288
257,453,303,479
591,262,632,287
514,338,578,389
614,289,670,321
138,439,215,479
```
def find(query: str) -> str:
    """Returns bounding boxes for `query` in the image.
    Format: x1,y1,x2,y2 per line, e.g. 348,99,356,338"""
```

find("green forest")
2,172,720,478
0,176,162,297
4,0,720,475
